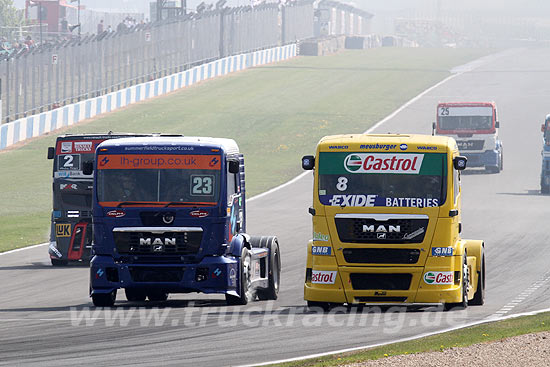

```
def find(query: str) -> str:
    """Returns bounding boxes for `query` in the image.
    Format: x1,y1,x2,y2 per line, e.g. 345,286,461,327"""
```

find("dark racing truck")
86,136,281,307
47,133,149,266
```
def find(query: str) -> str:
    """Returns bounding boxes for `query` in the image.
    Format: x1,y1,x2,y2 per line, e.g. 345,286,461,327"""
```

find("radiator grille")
349,273,412,290
354,297,408,303
343,248,420,264
335,217,428,244
456,140,484,151
129,266,185,282
114,231,202,255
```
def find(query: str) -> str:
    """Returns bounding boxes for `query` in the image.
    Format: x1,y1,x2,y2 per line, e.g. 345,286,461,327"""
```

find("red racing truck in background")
47,133,149,266
433,102,503,173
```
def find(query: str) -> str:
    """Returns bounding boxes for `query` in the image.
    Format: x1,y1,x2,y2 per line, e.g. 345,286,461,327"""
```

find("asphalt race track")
2,48,550,366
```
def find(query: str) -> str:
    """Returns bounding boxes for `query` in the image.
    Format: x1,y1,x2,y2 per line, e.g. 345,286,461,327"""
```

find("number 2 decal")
440,107,449,116
57,154,80,171
63,155,74,168
191,175,214,196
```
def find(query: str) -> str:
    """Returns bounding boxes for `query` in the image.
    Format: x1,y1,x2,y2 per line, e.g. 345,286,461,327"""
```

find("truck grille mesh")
113,231,202,255
350,273,412,290
456,140,484,151
335,218,428,244
129,266,185,282
343,248,420,264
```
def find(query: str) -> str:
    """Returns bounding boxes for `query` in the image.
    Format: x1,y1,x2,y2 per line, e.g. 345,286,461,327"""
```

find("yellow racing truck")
301,134,485,310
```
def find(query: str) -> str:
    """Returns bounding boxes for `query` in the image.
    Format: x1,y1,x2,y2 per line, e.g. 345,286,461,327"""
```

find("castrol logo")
311,270,337,284
424,271,454,285
344,153,424,174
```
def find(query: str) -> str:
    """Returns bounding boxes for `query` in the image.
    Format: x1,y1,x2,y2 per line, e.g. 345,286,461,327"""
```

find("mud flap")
67,222,89,260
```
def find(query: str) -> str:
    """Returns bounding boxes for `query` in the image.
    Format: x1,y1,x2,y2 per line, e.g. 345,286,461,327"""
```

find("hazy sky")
355,0,550,17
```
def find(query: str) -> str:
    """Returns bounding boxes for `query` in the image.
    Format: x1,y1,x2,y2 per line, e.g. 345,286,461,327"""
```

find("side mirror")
47,147,55,159
228,160,239,174
495,121,500,128
453,156,467,171
432,122,436,136
82,161,94,175
302,155,315,170
542,123,546,133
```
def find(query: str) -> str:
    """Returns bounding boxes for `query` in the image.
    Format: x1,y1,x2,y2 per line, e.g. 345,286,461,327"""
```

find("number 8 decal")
336,177,348,191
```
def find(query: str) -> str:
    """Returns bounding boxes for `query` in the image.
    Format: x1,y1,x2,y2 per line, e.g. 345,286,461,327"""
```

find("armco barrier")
0,43,297,151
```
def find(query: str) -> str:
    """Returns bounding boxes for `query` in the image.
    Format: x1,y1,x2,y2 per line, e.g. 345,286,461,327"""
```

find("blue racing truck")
541,115,550,193
85,136,281,306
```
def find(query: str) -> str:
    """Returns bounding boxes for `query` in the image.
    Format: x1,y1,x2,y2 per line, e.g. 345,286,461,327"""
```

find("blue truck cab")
87,136,280,307
541,115,550,193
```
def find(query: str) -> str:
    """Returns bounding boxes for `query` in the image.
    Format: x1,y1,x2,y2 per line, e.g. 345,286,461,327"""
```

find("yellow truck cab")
301,134,485,310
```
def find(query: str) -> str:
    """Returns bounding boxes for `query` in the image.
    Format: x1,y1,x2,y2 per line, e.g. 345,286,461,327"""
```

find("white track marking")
248,171,311,202
239,307,550,367
489,271,550,317
0,242,47,257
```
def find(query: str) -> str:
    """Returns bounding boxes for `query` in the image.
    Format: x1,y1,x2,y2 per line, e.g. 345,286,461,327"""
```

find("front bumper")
90,255,239,295
304,256,464,305
463,150,500,168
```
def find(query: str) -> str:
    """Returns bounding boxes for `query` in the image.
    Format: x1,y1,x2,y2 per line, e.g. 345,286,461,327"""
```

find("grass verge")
0,48,492,252
271,311,550,367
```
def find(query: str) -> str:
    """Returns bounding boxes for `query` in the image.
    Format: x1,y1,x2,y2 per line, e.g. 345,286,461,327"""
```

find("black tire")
92,290,116,307
470,254,485,306
444,253,469,311
257,238,281,301
147,291,169,302
125,288,146,302
226,247,252,305
307,301,331,312
51,258,68,266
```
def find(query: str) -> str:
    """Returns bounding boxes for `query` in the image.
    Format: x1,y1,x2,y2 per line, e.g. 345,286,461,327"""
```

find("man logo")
139,238,176,246
377,233,386,239
363,224,401,233
344,154,363,172
153,245,164,252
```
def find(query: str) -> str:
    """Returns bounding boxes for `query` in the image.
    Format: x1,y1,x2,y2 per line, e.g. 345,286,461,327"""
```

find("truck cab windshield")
439,115,492,130
317,152,447,208
97,169,220,204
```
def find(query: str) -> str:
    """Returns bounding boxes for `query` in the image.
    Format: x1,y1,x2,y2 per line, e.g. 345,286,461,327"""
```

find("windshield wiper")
164,202,217,207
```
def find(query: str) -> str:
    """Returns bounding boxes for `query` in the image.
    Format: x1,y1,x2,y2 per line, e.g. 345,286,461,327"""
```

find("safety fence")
0,1,317,125
0,44,296,150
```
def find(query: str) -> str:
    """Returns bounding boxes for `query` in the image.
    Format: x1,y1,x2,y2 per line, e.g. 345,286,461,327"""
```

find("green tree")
0,0,24,39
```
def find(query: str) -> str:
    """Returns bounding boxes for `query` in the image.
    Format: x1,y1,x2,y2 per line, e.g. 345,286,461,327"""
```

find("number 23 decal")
191,175,214,196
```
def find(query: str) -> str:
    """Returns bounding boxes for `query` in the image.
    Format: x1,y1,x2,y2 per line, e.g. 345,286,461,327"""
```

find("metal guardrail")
0,0,373,124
